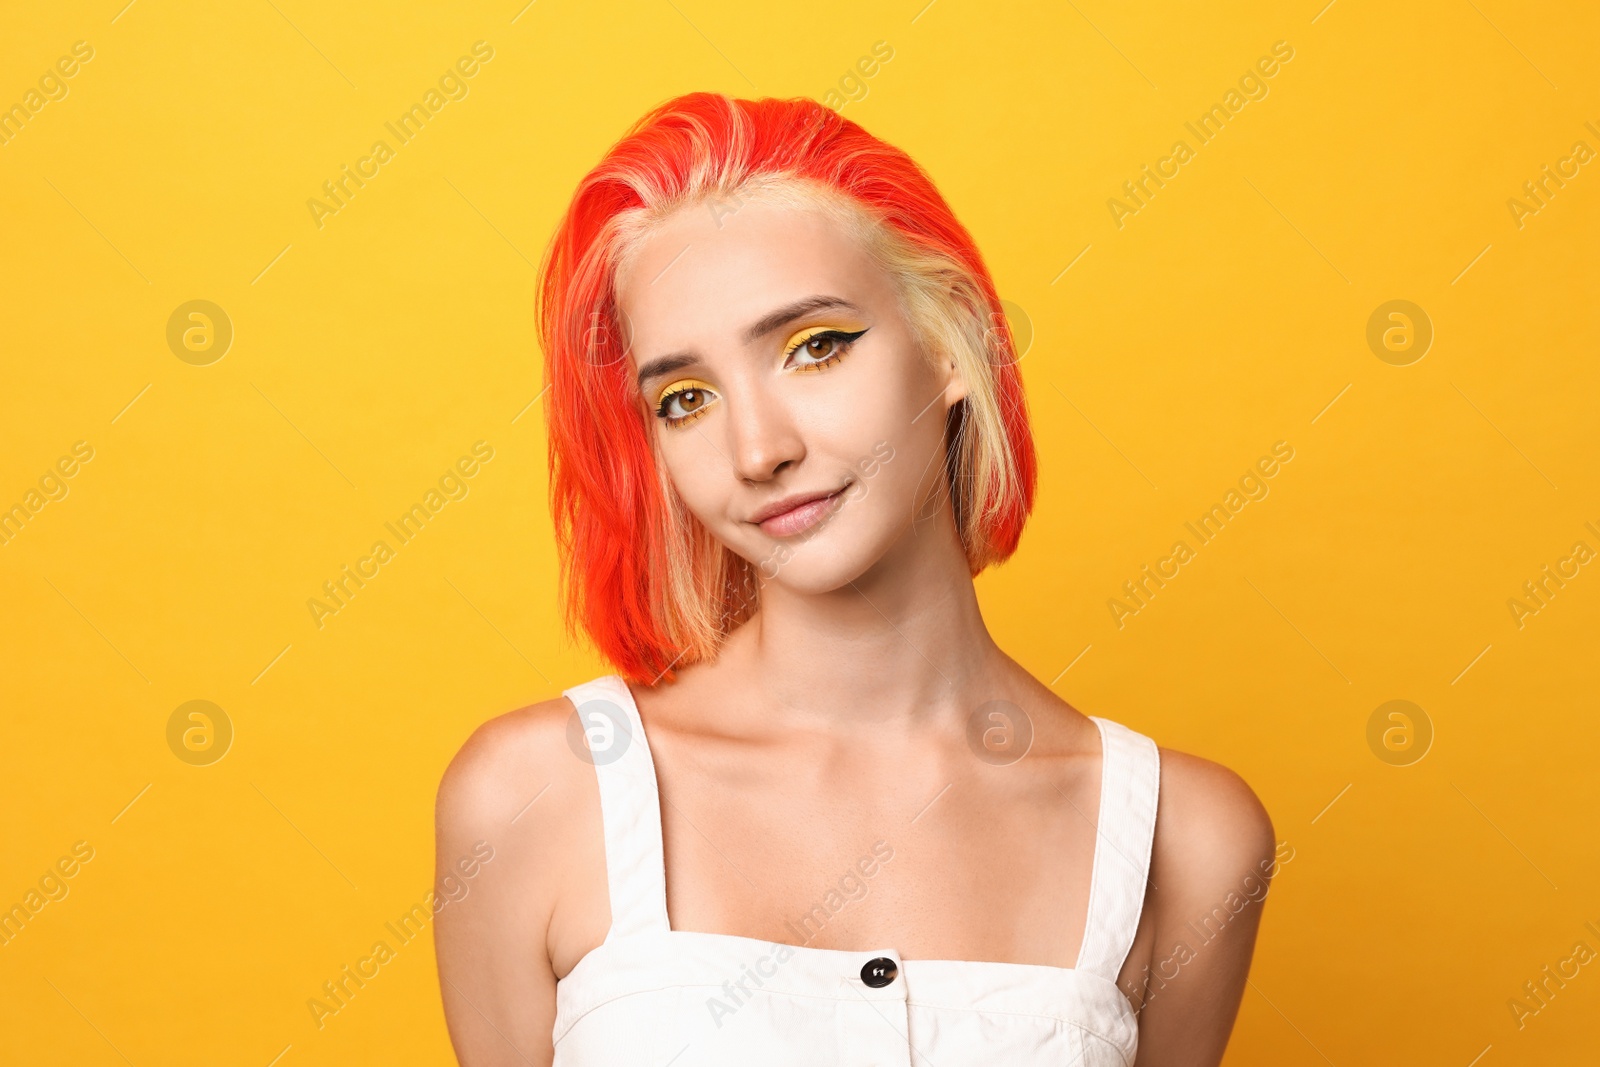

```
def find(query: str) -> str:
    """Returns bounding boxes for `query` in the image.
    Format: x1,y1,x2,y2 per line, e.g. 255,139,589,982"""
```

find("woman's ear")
941,350,969,409
937,285,985,410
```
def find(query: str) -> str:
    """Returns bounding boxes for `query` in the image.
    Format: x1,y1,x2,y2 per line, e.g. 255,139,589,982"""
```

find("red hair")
538,92,1036,684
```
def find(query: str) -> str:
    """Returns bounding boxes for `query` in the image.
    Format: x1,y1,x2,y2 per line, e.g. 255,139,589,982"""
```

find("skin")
435,193,1277,1066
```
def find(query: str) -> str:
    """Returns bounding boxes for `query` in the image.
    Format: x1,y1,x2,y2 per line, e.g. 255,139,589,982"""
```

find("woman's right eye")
655,379,719,427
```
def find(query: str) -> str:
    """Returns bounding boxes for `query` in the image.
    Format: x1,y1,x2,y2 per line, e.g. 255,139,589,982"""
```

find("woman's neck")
709,507,1007,732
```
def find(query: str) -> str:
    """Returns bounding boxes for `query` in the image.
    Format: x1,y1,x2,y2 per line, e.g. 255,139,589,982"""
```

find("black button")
860,957,898,987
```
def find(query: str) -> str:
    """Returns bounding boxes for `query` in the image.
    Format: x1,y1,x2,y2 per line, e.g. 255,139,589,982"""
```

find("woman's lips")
757,487,848,538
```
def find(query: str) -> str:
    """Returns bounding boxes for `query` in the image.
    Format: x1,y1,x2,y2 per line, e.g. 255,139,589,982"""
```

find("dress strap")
560,674,670,940
1075,716,1161,982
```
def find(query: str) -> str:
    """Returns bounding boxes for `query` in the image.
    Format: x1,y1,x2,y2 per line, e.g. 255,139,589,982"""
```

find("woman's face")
614,194,967,594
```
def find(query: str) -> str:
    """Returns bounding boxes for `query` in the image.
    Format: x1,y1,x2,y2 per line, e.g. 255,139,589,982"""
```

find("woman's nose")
725,382,806,483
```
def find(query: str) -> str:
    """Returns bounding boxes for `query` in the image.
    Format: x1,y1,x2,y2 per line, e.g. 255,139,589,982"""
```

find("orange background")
2,1,1596,1063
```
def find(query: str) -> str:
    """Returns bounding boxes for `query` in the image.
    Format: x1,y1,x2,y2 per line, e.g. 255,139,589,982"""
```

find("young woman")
435,92,1277,1067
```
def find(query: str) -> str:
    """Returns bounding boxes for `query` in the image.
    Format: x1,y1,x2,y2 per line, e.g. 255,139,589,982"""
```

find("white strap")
562,674,669,940
1075,717,1161,981
563,678,1162,971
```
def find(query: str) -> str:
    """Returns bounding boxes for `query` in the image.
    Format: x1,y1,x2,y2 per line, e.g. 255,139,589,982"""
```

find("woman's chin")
727,531,866,594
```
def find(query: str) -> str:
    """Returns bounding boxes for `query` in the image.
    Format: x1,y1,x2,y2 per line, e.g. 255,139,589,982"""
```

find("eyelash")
652,327,870,429
783,326,868,371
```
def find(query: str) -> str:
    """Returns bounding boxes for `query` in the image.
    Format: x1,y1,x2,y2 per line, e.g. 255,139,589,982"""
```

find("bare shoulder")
1121,745,1280,1062
434,693,603,1067
436,694,588,835
1150,745,1277,901
434,691,606,955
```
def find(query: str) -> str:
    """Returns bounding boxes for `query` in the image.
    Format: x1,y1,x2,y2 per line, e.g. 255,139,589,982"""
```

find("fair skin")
435,193,1277,1066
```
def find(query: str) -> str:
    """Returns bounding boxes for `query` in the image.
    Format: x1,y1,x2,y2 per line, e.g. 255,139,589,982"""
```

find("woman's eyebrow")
635,296,864,390
740,295,863,343
636,352,699,391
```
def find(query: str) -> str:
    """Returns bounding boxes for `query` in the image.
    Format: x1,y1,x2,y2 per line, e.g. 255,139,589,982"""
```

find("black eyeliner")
785,326,869,357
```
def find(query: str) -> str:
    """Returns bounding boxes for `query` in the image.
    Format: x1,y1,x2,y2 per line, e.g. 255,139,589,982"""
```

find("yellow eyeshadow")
783,324,859,355
656,377,715,406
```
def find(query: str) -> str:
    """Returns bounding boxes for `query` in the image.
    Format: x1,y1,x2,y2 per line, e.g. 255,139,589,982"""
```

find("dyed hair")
538,92,1036,684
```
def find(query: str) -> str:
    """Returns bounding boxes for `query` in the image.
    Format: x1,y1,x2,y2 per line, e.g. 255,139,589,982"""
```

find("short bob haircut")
538,92,1036,684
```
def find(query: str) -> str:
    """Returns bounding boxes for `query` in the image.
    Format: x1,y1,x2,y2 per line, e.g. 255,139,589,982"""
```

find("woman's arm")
434,699,580,1067
1130,750,1278,1067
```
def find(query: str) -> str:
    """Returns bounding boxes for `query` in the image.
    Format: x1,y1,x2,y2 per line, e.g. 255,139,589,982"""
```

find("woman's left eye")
783,327,868,370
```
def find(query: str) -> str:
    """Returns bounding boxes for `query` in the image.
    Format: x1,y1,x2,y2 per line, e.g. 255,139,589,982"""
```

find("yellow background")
2,0,1596,1063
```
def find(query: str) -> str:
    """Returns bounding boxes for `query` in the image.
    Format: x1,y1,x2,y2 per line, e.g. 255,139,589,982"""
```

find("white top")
552,674,1162,1066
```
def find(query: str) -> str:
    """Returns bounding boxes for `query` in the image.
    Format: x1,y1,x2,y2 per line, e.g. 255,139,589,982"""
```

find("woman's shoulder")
1049,694,1276,881
433,685,616,1037
434,685,600,849
1148,741,1279,907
